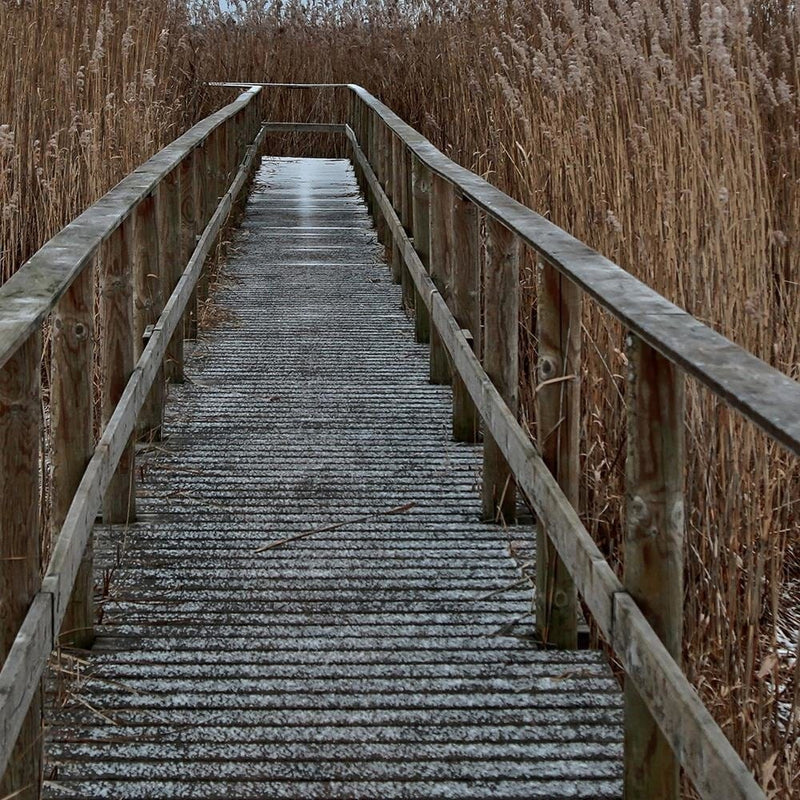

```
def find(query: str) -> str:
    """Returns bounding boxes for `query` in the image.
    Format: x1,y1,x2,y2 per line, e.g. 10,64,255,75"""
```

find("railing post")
535,258,580,648
197,139,212,314
51,262,94,647
624,334,684,799
429,173,452,385
133,193,164,439
390,135,403,286
180,150,198,340
161,167,183,384
483,219,519,522
0,332,42,800
411,155,431,343
399,146,416,311
101,218,136,524
450,192,480,442
372,115,387,247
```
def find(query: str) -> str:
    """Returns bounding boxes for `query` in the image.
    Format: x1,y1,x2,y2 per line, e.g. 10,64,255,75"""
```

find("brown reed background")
1,0,797,795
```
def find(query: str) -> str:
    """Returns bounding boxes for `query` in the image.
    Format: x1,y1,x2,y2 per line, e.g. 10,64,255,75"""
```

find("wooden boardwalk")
43,157,622,799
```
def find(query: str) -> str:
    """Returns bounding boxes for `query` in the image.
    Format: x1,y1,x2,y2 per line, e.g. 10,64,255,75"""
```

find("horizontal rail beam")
0,86,262,373
0,123,268,781
345,125,764,800
214,81,800,459
262,123,346,134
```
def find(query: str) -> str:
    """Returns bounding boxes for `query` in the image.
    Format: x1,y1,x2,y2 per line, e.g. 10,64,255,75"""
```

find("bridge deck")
44,157,622,799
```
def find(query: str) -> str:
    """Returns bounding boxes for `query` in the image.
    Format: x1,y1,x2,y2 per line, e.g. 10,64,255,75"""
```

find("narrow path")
44,157,622,799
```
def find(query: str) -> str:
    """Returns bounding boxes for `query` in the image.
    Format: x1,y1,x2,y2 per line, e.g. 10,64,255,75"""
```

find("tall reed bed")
0,0,204,283
194,1,799,793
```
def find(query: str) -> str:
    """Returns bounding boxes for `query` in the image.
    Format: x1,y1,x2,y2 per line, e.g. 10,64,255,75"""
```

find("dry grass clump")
193,0,799,793
0,0,205,283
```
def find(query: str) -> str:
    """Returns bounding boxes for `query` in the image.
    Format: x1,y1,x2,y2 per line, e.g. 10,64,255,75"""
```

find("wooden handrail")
0,88,264,795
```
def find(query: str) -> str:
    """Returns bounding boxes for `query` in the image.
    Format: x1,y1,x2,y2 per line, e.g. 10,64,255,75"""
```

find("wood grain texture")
0,331,42,799
428,174,452,386
411,156,431,344
101,220,136,524
535,259,580,649
450,193,481,443
182,149,200,340
482,218,519,523
624,335,684,800
51,262,95,648
160,167,183,384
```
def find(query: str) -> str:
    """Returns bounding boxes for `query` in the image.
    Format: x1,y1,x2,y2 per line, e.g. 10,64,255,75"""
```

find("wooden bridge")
0,83,792,799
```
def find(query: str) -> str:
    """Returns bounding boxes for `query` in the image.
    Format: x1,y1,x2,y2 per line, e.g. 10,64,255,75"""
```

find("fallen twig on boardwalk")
254,502,417,553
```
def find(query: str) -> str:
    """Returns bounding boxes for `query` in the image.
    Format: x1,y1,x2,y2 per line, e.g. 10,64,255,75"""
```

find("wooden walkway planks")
43,157,622,799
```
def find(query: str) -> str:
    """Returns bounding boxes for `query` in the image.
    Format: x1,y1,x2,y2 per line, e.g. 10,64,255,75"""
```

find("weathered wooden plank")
51,261,94,648
0,124,267,784
160,167,184,384
133,194,164,440
482,218,519,523
261,122,345,134
428,174,452,386
624,335,684,799
101,219,136,524
411,156,431,344
535,259,580,649
450,192,480,443
0,87,261,373
0,331,41,799
182,150,200,340
390,136,403,287
346,130,764,800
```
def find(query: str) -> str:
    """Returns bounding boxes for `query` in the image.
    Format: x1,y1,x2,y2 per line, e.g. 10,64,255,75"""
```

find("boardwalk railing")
0,85,264,798
217,81,789,800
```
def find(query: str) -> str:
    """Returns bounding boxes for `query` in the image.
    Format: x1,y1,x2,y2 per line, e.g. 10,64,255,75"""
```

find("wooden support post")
51,262,94,647
399,147,415,311
482,219,519,522
0,332,42,800
382,126,394,260
450,192,480,442
624,334,684,800
372,116,387,245
101,218,136,524
196,141,211,314
535,258,580,648
161,167,183,384
133,193,164,440
390,135,403,286
429,173,453,385
180,151,198,340
411,156,431,343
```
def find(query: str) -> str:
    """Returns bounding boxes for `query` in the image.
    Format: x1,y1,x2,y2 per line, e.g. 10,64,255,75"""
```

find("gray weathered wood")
624,334,684,799
101,219,136,525
450,192,480,443
0,86,261,375
429,174,452,386
160,167,183,384
0,124,267,786
411,156,431,344
535,258,580,649
0,331,41,800
346,130,763,800
399,145,415,312
51,262,95,648
482,219,519,523
182,150,200,340
133,193,164,440
390,136,403,287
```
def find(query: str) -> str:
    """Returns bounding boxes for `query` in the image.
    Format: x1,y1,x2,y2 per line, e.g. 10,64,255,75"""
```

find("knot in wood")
539,356,557,380
73,322,89,341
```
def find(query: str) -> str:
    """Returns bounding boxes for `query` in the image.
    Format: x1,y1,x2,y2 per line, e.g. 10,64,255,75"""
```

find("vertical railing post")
133,192,164,440
102,218,136,524
390,134,403,286
624,334,684,799
429,174,453,385
52,261,94,647
180,150,198,340
372,115,387,247
0,332,42,799
482,220,520,522
399,146,415,311
197,138,212,314
411,155,431,344
450,192,480,442
161,167,183,384
535,258,580,648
